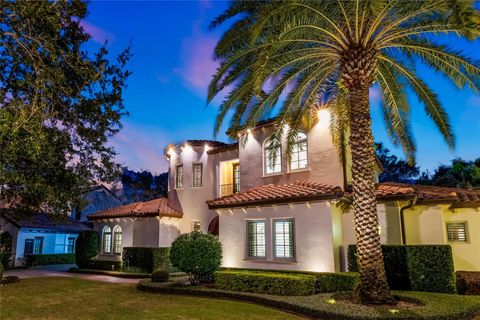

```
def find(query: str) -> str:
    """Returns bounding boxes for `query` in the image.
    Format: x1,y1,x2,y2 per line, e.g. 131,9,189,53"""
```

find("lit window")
192,221,201,232
103,226,112,254
273,219,295,259
113,225,122,254
33,237,43,254
192,163,203,187
67,237,75,253
446,222,468,242
176,165,184,188
247,221,266,258
290,132,308,171
264,137,281,175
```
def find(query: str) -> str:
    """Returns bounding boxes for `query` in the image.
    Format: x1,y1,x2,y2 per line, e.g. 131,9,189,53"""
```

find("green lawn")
0,277,304,320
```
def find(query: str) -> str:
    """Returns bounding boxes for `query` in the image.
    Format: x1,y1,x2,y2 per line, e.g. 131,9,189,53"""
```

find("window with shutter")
446,222,468,242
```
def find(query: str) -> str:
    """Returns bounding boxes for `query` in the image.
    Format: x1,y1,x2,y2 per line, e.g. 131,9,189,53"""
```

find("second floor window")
290,132,308,171
192,163,203,187
176,165,183,188
264,137,281,175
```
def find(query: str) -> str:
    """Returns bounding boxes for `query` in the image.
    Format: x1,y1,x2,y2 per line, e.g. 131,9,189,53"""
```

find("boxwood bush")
122,247,172,273
348,244,455,293
170,231,222,285
26,253,75,266
215,270,316,296
316,272,359,293
151,268,169,282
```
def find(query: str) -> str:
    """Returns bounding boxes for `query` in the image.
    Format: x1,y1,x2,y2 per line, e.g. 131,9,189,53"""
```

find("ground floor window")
446,222,468,242
113,226,122,254
247,220,266,258
103,226,112,253
24,239,34,255
33,237,43,254
273,219,295,259
67,237,76,253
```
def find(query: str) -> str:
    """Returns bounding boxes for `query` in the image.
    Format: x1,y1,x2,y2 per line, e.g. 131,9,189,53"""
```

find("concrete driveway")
4,264,139,284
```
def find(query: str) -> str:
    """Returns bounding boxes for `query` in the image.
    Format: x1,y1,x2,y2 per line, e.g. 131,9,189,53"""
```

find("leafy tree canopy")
418,158,480,189
0,0,131,214
375,143,420,183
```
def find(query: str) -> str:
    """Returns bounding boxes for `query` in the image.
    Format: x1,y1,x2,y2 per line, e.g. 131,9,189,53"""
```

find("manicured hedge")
26,253,76,266
316,272,359,293
122,247,172,273
457,271,480,295
88,259,122,271
348,244,456,293
215,270,316,296
0,252,12,269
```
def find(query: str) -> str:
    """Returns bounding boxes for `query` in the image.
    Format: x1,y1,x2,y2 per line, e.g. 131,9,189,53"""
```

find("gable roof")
87,197,182,220
207,180,343,209
206,180,480,210
1,211,91,233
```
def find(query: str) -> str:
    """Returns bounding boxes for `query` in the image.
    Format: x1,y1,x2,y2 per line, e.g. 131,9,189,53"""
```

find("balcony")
219,183,240,197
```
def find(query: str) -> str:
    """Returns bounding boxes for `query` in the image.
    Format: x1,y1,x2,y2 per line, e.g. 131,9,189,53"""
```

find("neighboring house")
75,185,123,222
0,211,90,266
89,112,480,271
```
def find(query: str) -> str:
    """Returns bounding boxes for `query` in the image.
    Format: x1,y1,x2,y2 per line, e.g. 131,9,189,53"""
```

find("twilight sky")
82,1,480,175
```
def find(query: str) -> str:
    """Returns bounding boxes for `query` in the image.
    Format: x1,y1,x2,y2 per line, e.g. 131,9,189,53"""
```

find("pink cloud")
110,122,170,174
79,20,115,45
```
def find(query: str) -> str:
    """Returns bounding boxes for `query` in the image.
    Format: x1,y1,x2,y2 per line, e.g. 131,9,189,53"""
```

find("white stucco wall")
218,201,337,272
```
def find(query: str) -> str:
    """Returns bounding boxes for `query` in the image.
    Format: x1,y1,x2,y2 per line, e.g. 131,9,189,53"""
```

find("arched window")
102,226,112,254
264,136,282,175
113,225,122,254
290,131,308,171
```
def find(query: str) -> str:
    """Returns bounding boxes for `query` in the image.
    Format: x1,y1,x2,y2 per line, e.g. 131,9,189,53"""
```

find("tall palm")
208,0,480,304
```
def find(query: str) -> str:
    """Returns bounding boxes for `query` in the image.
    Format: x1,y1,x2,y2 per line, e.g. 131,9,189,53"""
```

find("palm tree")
208,0,480,304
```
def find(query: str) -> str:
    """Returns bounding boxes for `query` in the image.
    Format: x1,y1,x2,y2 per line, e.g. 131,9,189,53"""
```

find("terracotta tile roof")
375,183,415,200
207,142,239,155
88,198,182,220
1,211,91,233
206,180,343,209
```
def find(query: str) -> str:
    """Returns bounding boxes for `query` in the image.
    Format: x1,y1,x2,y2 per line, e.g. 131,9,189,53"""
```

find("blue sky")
82,1,480,174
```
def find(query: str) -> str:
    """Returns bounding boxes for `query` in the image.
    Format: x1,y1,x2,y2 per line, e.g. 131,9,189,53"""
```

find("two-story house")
89,110,480,272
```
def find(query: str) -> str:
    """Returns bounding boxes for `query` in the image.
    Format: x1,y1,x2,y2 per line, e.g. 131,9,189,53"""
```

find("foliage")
0,253,12,269
0,261,3,280
0,0,131,214
121,169,168,202
375,143,420,183
122,247,172,273
348,245,455,293
151,268,170,283
456,271,480,295
87,259,122,271
0,232,13,253
316,272,359,293
170,231,222,285
418,158,480,189
75,230,99,268
26,254,75,266
215,270,316,296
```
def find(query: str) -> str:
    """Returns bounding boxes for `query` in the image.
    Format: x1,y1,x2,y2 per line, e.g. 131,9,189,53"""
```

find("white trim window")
273,219,295,259
192,221,201,232
264,137,282,175
176,164,184,188
446,222,468,243
192,163,203,187
290,132,308,171
102,226,112,254
247,220,266,258
113,225,122,254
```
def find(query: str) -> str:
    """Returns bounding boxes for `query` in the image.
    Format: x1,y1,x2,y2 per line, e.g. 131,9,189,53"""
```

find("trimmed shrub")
151,268,169,282
88,259,122,271
316,272,359,293
457,271,480,295
26,253,75,266
215,270,316,296
0,252,11,269
348,244,455,293
75,231,99,268
170,231,222,285
122,247,172,273
0,261,3,280
406,245,456,293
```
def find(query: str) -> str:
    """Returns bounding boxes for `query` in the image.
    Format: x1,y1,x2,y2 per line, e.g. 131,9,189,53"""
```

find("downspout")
399,195,417,245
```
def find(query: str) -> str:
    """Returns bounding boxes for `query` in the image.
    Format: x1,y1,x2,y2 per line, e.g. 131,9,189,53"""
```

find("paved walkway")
4,264,139,284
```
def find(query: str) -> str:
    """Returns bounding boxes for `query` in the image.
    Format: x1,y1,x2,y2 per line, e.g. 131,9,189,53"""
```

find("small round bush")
75,230,99,269
151,268,169,282
170,231,222,285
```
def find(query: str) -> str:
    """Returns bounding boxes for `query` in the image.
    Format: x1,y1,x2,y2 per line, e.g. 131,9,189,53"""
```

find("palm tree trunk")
348,85,395,305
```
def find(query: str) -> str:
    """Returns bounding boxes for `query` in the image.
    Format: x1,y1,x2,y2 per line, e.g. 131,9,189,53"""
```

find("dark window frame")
192,163,203,187
273,218,295,260
246,220,266,259
176,164,184,189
